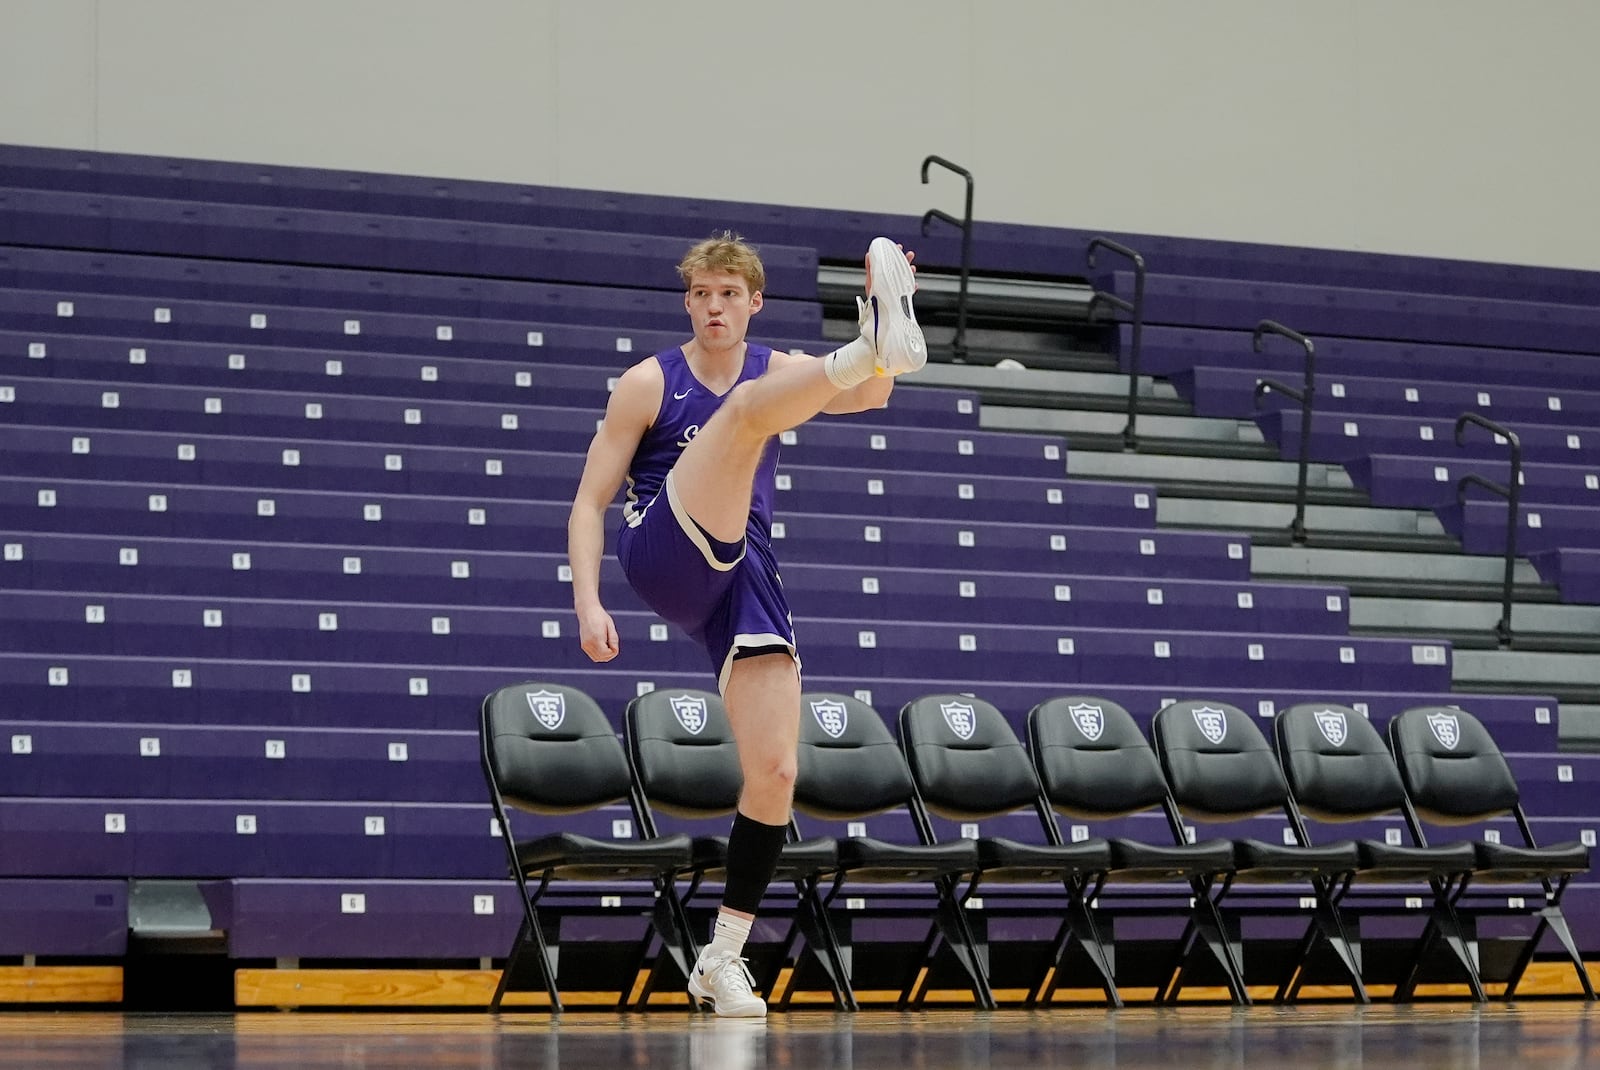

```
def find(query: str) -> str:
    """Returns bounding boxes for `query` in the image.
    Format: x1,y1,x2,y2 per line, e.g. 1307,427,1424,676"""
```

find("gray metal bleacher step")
911,362,1176,406
1559,705,1600,752
1454,649,1600,705
982,405,1263,446
1349,597,1600,651
1065,450,1365,504
1157,497,1449,540
1252,545,1551,599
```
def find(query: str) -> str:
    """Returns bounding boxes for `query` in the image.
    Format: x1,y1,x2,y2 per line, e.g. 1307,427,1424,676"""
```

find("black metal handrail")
1251,320,1317,544
1455,412,1523,648
1085,238,1146,450
920,155,974,363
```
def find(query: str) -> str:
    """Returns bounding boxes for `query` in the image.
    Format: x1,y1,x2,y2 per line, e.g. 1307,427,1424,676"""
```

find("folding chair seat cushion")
974,836,1110,882
1354,840,1478,881
515,831,693,879
1105,838,1236,879
832,835,978,880
1474,840,1591,881
1230,838,1360,882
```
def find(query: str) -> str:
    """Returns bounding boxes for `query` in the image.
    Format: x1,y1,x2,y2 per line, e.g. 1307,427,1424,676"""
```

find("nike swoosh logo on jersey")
674,389,693,400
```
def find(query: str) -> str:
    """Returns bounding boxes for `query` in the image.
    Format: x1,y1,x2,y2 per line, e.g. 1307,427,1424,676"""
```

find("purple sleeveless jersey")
615,344,797,690
622,344,780,539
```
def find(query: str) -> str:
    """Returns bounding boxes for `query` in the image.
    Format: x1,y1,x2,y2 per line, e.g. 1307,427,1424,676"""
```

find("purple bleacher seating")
0,721,480,803
1529,549,1600,605
13,143,1600,303
1347,454,1600,511
1124,324,1600,392
206,879,521,960
0,798,512,879
0,425,1048,502
0,189,819,298
1438,498,1600,556
1101,271,1600,355
0,879,128,956
1257,409,1600,468
1175,365,1600,426
0,525,1253,616
0,287,821,357
2,330,980,430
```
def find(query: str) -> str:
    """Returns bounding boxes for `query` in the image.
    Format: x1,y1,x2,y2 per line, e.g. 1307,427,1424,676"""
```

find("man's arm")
567,359,661,662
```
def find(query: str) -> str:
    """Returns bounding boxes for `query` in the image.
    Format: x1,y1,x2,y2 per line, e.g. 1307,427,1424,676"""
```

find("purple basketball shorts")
617,473,797,692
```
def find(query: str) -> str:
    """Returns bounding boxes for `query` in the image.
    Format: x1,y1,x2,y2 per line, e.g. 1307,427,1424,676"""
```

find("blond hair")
677,231,766,295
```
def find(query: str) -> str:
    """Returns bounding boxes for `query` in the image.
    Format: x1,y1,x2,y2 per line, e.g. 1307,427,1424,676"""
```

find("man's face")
685,270,762,351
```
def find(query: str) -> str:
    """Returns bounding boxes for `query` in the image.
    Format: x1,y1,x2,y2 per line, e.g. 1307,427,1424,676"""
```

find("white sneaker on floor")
864,235,926,377
687,948,767,1018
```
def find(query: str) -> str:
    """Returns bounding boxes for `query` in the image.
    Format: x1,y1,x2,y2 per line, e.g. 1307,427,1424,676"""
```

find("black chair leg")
492,906,562,1014
1505,906,1595,1001
794,884,859,1010
1062,898,1122,1009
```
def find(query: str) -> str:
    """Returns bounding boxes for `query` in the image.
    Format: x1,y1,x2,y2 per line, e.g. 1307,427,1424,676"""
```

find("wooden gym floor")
0,1004,1596,1069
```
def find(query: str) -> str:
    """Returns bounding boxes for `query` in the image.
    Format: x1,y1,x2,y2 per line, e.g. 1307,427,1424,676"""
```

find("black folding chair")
1150,699,1366,1004
479,680,694,1012
1388,704,1596,1001
1274,701,1483,1001
622,687,852,1009
793,691,988,1009
898,693,1118,1006
1027,695,1245,1004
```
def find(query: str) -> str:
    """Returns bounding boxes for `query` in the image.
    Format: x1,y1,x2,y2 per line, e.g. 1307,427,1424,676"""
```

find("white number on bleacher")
1046,488,1063,505
484,459,503,477
526,332,544,347
154,307,171,323
1236,592,1254,609
130,348,147,364
1153,642,1171,659
959,531,976,548
249,314,266,329
72,437,91,455
28,342,46,358
12,735,32,755
431,617,450,635
364,817,385,836
45,666,68,685
1057,638,1075,656
388,743,409,763
105,814,126,834
139,738,161,757
171,670,192,689
84,605,105,624
958,581,974,598
344,320,361,335
343,557,362,574
363,505,382,522
319,614,338,631
265,740,286,759
203,610,222,628
37,490,57,507
227,353,245,370
148,495,167,512
435,325,453,341
959,635,977,652
236,815,257,835
473,895,495,916
102,392,120,409
341,894,366,914
292,674,312,693
305,403,323,419
3,544,20,561
454,561,473,579
409,678,429,696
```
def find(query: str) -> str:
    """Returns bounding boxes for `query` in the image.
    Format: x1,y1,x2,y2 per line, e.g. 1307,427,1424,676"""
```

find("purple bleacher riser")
0,564,1349,638
214,880,522,960
1175,365,1600,426
0,879,128,956
0,598,1417,690
0,244,819,323
1,332,982,430
0,191,819,299
0,648,1535,749
1439,499,1600,556
1101,271,1600,356
1257,410,1600,468
1529,549,1600,605
0,288,821,354
0,419,1063,485
13,143,1600,303
1122,324,1600,392
0,534,1248,626
0,721,481,804
0,476,1133,543
1346,455,1600,512
0,799,516,879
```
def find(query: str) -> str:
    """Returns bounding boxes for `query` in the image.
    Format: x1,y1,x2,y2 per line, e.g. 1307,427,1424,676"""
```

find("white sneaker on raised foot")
687,948,767,1018
864,235,927,377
